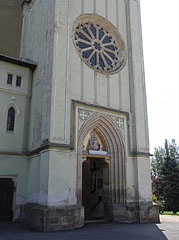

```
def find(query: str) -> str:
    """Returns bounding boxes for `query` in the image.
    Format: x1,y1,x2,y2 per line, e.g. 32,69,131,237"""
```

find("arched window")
6,107,15,131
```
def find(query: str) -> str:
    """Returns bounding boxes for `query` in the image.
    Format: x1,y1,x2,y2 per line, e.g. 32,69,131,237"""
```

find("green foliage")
152,195,164,212
151,147,165,178
160,211,179,215
151,139,179,213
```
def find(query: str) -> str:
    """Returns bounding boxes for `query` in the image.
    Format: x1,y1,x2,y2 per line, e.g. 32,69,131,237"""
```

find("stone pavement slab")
157,222,179,240
1,221,178,240
160,215,179,222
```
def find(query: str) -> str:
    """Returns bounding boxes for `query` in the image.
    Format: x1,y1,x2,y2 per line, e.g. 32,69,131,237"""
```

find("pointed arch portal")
77,113,126,220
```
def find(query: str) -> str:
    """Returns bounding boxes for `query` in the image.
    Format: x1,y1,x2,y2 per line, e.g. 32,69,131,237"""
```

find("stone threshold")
85,219,109,224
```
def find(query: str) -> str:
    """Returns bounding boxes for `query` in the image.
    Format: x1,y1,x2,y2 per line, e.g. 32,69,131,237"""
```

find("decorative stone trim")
77,111,127,205
78,108,95,132
73,14,127,75
77,107,125,137
108,115,124,134
0,88,31,98
4,102,21,116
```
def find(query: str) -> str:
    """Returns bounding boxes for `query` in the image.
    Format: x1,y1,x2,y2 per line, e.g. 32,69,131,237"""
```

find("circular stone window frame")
72,14,127,75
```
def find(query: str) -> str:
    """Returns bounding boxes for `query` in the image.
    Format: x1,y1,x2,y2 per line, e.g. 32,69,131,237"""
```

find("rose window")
73,15,127,75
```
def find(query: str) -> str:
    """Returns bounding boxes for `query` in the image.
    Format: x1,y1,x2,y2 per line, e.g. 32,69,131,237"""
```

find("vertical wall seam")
105,0,108,18
80,61,84,100
125,0,137,149
44,0,53,142
81,0,84,13
106,0,110,107
94,0,96,14
136,0,149,150
94,72,97,103
107,75,110,107
52,0,59,140
64,0,71,140
125,0,139,204
116,0,123,110
80,0,84,100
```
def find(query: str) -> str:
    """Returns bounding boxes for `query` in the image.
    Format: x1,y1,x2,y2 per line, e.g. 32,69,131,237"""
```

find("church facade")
0,0,159,231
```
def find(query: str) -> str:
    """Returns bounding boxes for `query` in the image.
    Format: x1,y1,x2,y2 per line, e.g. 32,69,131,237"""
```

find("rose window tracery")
73,15,127,75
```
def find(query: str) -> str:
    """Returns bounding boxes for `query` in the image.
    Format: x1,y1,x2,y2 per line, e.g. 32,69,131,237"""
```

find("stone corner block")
24,203,84,232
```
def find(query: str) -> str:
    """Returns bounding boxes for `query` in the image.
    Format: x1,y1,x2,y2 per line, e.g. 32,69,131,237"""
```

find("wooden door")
0,178,14,222
82,158,106,220
82,158,92,220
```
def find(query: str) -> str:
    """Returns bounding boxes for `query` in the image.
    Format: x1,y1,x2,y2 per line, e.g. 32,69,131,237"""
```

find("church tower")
0,0,159,231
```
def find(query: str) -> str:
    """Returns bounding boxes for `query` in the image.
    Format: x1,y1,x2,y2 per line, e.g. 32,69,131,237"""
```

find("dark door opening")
0,178,14,222
82,157,109,221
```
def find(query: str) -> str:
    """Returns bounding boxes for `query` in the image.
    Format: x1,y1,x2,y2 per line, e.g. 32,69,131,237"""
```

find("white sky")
140,0,179,153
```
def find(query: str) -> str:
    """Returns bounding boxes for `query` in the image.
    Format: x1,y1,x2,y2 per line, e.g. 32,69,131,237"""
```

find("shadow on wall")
0,0,24,58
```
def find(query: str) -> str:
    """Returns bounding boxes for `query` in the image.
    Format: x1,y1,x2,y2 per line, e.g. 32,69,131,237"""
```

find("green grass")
160,211,179,215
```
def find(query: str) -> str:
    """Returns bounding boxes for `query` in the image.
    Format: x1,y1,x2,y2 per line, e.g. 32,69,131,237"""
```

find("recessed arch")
77,112,126,206
4,103,20,116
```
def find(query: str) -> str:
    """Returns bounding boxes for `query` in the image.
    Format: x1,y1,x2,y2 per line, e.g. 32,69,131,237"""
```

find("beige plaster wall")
0,155,29,219
27,150,78,206
20,0,56,151
19,0,152,205
20,0,131,148
126,0,150,153
50,0,130,145
137,157,152,202
27,155,40,203
27,153,50,206
0,61,32,152
126,156,152,203
0,0,23,58
0,156,28,201
48,150,77,206
20,0,149,154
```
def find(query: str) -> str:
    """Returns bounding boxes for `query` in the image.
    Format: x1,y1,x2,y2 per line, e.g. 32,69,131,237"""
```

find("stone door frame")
77,113,127,207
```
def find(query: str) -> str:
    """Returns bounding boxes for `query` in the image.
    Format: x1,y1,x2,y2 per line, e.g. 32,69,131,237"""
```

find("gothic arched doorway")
77,113,126,221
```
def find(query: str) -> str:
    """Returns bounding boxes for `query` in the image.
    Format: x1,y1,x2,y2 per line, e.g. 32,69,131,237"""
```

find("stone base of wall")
24,202,159,231
24,203,84,232
112,202,159,223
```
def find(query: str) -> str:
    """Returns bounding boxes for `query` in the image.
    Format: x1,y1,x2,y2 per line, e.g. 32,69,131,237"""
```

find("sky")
140,0,179,153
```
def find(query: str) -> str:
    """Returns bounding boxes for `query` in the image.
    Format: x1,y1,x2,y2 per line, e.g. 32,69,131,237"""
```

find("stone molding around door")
77,111,127,207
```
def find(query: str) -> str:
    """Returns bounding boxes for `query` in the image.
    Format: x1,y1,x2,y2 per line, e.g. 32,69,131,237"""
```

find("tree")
151,139,179,213
151,146,165,178
151,146,165,200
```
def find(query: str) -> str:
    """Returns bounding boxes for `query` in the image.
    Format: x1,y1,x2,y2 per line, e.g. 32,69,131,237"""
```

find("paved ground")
0,216,179,240
160,215,179,223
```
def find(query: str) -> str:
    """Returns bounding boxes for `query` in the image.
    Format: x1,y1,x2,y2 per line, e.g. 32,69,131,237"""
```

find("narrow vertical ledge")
80,60,84,100
107,75,110,107
80,0,84,101
94,71,97,103
105,0,108,18
136,0,150,150
64,0,71,141
81,0,84,14
93,0,96,14
116,0,123,110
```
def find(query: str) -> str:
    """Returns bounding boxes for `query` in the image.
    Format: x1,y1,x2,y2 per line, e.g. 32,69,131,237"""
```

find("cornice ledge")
27,142,74,156
130,151,153,157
